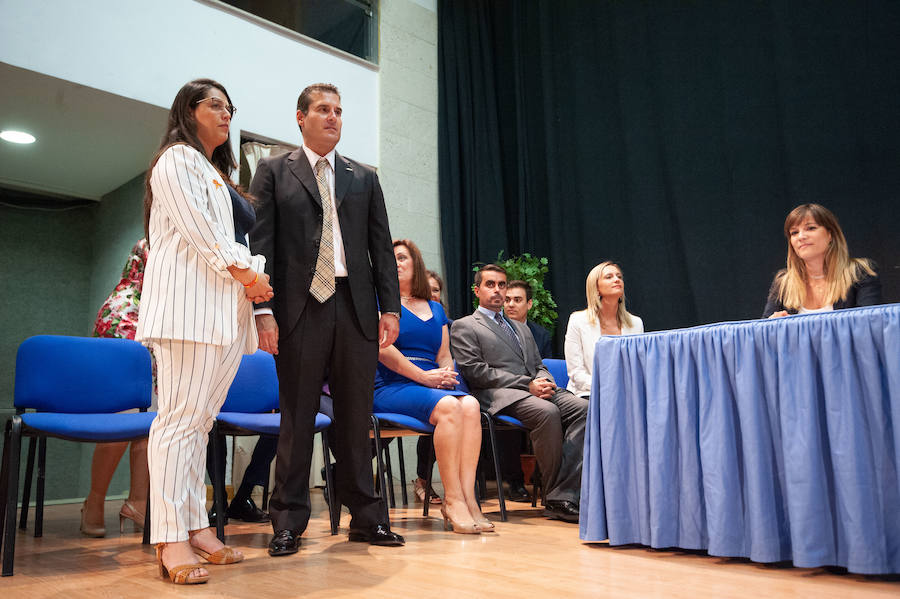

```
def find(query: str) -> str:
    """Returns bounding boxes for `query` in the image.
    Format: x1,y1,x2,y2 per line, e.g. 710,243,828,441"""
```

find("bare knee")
431,396,462,426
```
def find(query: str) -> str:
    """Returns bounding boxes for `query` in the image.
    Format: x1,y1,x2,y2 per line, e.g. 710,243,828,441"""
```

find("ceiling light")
1,130,37,144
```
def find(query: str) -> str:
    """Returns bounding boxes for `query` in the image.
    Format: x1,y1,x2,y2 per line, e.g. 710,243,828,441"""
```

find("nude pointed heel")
80,501,105,538
474,518,495,533
440,506,479,534
156,544,209,585
119,500,145,533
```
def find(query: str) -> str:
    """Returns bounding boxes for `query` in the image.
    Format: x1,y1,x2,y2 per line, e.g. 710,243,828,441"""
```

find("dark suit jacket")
450,310,554,415
249,148,400,339
526,320,553,358
761,268,882,318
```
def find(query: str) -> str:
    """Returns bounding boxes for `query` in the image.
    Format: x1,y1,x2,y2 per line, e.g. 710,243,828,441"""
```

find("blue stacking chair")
0,335,154,577
543,358,569,389
209,350,337,540
369,413,436,517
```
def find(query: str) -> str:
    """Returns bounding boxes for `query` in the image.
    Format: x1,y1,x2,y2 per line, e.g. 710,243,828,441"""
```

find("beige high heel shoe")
440,505,479,534
80,501,105,537
473,516,495,533
156,543,209,585
119,500,144,533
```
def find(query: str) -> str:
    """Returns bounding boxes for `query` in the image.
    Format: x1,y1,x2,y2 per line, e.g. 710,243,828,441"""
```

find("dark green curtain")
438,0,900,345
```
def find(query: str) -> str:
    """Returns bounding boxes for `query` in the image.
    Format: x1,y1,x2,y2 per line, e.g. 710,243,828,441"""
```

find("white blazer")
564,309,644,397
136,144,264,353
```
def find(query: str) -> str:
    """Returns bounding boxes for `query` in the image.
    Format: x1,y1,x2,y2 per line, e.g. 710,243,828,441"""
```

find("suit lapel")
474,310,524,360
334,152,353,209
287,148,322,207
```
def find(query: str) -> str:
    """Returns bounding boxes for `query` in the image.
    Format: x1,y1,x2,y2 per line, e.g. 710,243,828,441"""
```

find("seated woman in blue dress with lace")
374,240,492,534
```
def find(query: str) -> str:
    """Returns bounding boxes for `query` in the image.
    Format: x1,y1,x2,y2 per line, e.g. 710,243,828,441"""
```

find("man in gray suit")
450,264,586,522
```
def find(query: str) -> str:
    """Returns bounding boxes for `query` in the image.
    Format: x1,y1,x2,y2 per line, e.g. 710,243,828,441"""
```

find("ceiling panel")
0,62,168,201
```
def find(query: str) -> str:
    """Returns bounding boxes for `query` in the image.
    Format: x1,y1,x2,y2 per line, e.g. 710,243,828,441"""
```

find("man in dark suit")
450,265,586,523
504,280,553,358
250,83,404,555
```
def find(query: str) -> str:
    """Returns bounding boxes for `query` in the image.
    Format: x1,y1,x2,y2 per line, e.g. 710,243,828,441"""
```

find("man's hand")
256,313,279,355
378,313,400,348
528,377,555,399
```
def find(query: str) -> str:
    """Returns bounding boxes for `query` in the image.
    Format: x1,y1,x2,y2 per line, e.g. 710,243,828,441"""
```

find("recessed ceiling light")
1,130,37,144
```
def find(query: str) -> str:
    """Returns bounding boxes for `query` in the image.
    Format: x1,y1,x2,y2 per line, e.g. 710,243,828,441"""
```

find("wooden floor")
3,491,898,598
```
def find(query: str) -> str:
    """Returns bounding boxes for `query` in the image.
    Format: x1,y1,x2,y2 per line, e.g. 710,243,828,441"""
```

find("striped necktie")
495,312,521,350
309,157,335,302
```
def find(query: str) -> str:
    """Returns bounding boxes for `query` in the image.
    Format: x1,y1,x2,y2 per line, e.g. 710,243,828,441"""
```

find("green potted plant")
473,252,558,333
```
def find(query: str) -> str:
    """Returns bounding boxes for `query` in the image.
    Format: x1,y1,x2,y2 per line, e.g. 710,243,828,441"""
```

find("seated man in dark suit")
450,265,587,522
504,280,553,358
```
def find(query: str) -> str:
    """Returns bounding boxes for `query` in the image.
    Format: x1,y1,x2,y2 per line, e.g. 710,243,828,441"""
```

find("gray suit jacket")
450,310,554,415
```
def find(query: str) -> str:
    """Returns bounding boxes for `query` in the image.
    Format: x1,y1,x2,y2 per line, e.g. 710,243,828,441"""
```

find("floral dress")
93,238,156,390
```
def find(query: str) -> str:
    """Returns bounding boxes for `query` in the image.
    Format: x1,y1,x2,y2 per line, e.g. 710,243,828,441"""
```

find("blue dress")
374,301,466,422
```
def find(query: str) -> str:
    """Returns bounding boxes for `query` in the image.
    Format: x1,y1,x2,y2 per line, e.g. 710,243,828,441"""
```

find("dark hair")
474,264,507,286
296,83,341,130
506,279,532,301
426,269,444,291
143,79,238,240
393,239,432,300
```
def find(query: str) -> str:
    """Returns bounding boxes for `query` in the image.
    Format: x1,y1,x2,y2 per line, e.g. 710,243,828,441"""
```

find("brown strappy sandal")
193,545,244,565
155,543,209,585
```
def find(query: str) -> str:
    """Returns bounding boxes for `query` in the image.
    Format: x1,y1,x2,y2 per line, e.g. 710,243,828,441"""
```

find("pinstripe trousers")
147,324,247,543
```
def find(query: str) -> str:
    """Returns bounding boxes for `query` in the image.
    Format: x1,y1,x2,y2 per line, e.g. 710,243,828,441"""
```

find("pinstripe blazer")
136,144,265,352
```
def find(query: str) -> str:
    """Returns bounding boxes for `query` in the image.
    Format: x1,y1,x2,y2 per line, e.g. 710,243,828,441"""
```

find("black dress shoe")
268,529,301,556
226,497,269,522
348,523,405,546
207,506,228,525
506,481,532,502
543,500,579,523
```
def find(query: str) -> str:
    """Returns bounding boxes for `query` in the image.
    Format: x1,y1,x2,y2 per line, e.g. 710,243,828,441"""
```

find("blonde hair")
775,203,874,310
585,261,634,329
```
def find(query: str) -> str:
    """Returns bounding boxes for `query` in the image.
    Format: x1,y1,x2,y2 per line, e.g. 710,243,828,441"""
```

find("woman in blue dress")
374,240,491,534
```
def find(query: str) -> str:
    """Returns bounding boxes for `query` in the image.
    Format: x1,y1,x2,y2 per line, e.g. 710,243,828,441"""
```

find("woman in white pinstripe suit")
136,79,273,585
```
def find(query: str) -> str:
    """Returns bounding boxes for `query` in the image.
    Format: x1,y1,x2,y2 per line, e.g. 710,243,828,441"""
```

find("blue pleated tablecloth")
579,304,900,574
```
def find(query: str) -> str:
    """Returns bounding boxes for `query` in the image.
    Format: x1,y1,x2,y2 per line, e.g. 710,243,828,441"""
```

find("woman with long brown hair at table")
763,203,881,318
137,78,272,584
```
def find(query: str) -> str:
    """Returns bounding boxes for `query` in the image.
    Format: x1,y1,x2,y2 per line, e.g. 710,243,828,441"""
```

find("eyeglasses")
195,97,237,116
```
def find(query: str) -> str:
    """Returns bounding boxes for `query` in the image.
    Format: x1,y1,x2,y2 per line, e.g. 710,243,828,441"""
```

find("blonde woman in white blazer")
565,262,643,398
136,79,272,585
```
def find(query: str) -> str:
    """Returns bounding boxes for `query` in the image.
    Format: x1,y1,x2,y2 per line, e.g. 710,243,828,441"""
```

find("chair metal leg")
142,495,151,545
483,413,507,522
18,438,35,530
34,438,46,538
320,431,338,535
423,439,436,518
2,417,23,576
0,422,12,562
396,437,408,506
382,442,396,508
209,428,227,542
370,416,390,524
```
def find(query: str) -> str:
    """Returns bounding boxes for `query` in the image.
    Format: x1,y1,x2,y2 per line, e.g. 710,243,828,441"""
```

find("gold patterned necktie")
309,157,336,302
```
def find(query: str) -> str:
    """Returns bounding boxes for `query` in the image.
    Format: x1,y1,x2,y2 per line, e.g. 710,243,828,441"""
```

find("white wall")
0,0,379,164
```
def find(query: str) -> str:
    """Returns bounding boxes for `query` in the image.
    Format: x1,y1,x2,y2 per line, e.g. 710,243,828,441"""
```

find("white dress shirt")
564,309,644,397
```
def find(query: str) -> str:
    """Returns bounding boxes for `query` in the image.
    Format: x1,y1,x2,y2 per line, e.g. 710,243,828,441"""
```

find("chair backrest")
222,350,279,413
15,335,152,413
543,358,569,389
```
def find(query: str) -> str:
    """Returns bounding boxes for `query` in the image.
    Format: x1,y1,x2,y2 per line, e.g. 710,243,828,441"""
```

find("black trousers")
206,434,278,497
268,280,385,533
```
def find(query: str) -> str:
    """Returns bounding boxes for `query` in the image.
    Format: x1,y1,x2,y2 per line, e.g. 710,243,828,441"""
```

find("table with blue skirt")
579,304,900,574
